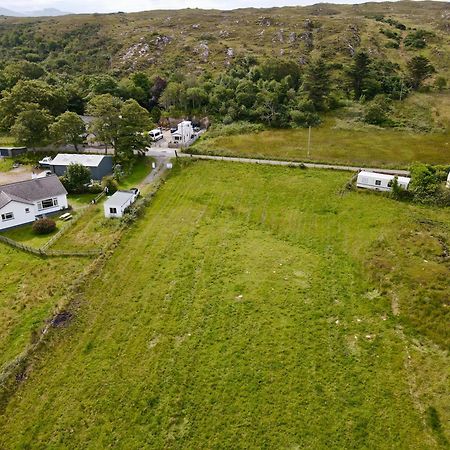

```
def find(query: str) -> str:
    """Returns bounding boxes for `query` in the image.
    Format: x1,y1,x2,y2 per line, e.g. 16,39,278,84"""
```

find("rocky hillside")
0,1,449,77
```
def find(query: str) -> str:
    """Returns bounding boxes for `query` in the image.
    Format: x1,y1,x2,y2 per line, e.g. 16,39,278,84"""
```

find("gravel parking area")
0,166,33,185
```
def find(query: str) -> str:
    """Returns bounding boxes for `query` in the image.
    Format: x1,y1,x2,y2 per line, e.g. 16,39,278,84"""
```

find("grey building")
40,153,114,180
0,147,27,157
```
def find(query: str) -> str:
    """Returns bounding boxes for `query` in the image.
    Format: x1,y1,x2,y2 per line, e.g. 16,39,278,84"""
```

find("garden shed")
104,190,137,218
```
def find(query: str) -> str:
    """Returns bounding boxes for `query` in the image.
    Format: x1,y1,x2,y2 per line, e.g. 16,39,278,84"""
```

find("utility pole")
307,126,312,159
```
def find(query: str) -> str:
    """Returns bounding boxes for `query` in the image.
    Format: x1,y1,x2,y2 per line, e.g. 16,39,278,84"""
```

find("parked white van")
149,129,163,142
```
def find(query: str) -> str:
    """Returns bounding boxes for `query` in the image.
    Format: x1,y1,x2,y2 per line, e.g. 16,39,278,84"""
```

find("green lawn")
118,156,154,190
192,119,450,168
50,203,121,252
1,161,448,448
1,218,68,249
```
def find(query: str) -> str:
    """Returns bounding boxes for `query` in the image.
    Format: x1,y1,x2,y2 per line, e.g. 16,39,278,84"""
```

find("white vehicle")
149,129,163,142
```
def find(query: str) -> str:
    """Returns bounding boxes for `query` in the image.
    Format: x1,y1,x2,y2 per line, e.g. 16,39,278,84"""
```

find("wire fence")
0,234,102,257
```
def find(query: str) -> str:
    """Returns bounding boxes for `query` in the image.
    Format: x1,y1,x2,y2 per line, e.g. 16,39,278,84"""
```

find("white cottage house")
104,190,138,218
356,171,411,192
171,121,194,145
0,176,68,230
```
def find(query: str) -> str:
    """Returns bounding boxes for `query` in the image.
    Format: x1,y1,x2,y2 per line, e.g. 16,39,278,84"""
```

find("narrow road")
141,156,169,185
175,153,411,176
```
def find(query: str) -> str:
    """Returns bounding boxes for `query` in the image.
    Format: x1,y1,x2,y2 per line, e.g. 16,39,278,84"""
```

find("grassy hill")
0,161,449,447
0,2,449,78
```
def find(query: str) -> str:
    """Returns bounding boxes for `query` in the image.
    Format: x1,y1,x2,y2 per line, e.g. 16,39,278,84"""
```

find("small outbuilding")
446,171,450,188
104,190,137,218
39,153,113,180
356,171,411,192
0,147,27,158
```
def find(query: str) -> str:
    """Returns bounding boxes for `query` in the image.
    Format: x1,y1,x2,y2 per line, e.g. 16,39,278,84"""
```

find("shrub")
364,95,393,126
101,176,118,195
32,217,56,234
409,164,449,204
88,183,103,194
60,163,91,194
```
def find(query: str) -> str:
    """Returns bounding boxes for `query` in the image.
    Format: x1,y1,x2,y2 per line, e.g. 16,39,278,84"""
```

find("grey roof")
104,190,135,208
0,175,67,209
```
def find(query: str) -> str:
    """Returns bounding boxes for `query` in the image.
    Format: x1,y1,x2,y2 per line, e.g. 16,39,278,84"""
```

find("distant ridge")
0,7,70,17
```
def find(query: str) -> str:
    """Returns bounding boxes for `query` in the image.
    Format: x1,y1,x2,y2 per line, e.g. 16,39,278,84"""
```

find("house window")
109,207,117,214
25,208,30,213
375,180,382,186
38,198,58,210
1,212,14,221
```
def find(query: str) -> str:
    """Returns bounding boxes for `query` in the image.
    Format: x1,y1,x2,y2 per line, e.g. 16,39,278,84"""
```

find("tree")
86,94,123,151
347,51,372,99
11,104,52,149
0,79,67,130
407,56,435,90
116,99,152,165
303,57,331,111
2,61,45,88
60,163,92,193
50,111,85,151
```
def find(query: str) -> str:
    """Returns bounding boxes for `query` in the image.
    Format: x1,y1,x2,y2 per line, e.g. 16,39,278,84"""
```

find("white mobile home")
356,171,410,192
0,176,68,230
104,190,137,218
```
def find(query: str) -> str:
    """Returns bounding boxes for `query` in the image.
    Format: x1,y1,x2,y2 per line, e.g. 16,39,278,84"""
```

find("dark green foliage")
389,176,412,201
11,105,53,149
60,163,91,193
375,16,406,30
102,176,119,194
407,56,435,90
409,163,449,204
32,218,56,235
364,95,393,126
50,111,86,150
404,30,435,49
302,58,331,111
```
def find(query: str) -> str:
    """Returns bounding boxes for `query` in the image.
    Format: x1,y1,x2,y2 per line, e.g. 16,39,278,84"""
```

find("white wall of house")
0,194,68,230
35,194,68,217
0,200,35,230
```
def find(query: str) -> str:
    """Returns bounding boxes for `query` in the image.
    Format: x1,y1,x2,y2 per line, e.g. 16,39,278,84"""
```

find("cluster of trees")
0,51,440,154
391,164,450,206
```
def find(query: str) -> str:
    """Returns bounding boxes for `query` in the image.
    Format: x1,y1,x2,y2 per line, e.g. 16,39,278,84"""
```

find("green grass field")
192,118,450,168
0,161,448,448
0,247,88,369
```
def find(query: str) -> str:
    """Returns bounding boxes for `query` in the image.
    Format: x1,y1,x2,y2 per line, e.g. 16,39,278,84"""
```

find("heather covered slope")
0,2,448,77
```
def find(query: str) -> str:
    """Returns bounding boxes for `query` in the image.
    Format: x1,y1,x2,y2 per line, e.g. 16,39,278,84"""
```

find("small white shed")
446,171,450,188
103,190,137,218
356,171,410,192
